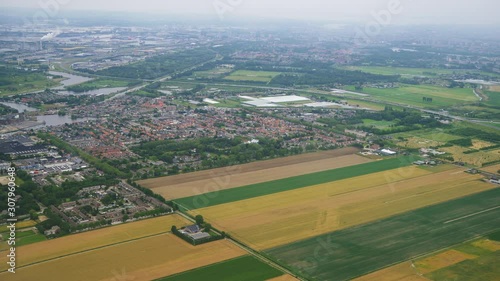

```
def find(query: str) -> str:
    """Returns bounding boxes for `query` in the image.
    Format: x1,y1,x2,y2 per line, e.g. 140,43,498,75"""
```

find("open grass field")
0,234,246,281
362,119,396,129
193,67,233,79
140,148,368,200
484,90,500,107
157,256,284,281
0,229,46,249
176,156,415,210
441,146,500,167
0,215,189,270
193,166,493,250
266,188,500,281
351,84,478,108
0,71,58,97
224,70,281,83
341,66,499,78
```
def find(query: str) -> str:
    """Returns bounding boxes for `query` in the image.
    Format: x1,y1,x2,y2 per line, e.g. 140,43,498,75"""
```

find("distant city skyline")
1,0,500,25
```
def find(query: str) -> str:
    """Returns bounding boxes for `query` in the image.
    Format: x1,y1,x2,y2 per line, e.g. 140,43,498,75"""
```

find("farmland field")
353,261,428,281
0,229,46,248
176,156,416,210
485,90,500,107
341,66,499,78
266,188,500,281
351,84,478,108
157,256,284,281
0,220,36,232
361,235,500,281
224,70,281,83
362,119,396,128
0,215,189,270
193,166,493,250
0,234,246,281
139,148,369,199
441,146,500,166
482,164,500,174
192,67,233,79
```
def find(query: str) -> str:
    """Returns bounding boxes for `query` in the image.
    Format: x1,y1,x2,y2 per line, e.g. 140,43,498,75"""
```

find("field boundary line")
349,227,500,280
444,206,500,224
0,231,171,273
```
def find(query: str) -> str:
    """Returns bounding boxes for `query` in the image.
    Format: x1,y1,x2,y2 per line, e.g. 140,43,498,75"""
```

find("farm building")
184,224,201,234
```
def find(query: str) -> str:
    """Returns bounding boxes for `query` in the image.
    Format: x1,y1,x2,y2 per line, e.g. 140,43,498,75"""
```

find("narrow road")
174,210,307,281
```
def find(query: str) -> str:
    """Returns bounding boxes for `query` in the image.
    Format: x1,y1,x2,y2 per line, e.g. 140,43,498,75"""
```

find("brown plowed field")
138,148,370,199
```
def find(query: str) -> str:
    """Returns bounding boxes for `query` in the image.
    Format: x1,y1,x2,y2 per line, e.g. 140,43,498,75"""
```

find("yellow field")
267,274,300,281
472,239,500,251
482,164,500,174
471,139,496,150
397,137,442,149
141,152,370,200
415,250,476,274
353,261,427,281
0,220,37,232
0,234,246,281
0,215,189,270
193,167,494,250
489,85,500,92
442,146,500,166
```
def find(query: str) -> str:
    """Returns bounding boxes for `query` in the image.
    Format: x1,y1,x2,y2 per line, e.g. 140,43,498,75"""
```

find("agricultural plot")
340,66,493,77
0,215,189,270
192,67,233,79
193,166,493,250
354,84,478,108
266,189,500,281
0,229,46,248
0,234,246,281
157,256,284,281
224,70,281,83
0,220,36,232
441,146,500,167
484,90,500,107
176,156,415,210
140,148,369,200
362,119,396,129
481,164,500,174
353,261,428,281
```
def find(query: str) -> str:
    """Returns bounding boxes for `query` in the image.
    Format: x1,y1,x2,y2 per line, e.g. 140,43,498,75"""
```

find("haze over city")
0,0,499,281
1,0,500,24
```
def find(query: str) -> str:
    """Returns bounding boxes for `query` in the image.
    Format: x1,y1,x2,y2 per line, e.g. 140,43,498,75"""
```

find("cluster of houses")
53,182,172,227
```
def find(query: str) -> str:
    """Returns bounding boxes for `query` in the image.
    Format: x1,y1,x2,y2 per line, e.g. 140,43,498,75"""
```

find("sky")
1,0,499,25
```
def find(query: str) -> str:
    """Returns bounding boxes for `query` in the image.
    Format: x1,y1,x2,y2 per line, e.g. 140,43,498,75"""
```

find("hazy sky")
2,0,499,24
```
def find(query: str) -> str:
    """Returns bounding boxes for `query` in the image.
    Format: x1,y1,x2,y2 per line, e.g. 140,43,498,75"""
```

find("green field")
393,129,462,142
156,256,284,281
362,119,396,129
174,156,416,210
350,84,478,108
342,66,499,78
1,229,46,248
484,91,500,107
224,70,281,83
266,188,500,281
193,67,233,79
0,67,58,97
423,239,500,281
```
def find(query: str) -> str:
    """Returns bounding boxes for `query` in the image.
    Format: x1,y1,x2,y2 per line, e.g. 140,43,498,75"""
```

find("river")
49,71,94,89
